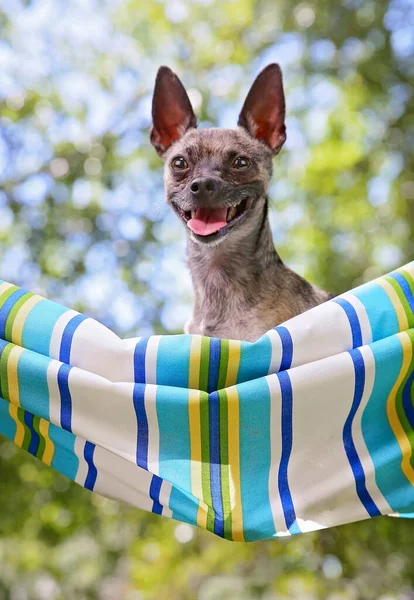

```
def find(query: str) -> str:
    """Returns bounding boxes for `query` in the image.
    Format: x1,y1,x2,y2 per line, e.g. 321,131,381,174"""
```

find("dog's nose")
190,177,220,200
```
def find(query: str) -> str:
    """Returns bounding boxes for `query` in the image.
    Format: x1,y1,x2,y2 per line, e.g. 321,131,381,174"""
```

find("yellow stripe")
189,335,202,390
0,282,14,296
7,346,24,406
227,385,244,542
12,295,43,346
400,262,414,279
376,279,409,332
188,388,208,529
39,418,54,466
386,332,414,484
225,340,240,388
8,403,25,447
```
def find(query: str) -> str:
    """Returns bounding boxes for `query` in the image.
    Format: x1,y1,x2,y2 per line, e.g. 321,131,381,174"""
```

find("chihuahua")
150,64,330,342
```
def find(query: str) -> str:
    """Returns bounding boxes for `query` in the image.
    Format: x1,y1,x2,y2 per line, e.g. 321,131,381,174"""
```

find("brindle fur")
151,66,330,342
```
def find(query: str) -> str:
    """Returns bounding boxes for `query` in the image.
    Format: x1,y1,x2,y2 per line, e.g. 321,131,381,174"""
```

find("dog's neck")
187,210,282,296
185,201,292,340
184,198,326,341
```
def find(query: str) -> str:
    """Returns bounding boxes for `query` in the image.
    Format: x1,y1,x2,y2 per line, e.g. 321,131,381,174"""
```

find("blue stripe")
22,300,67,357
360,335,413,512
0,289,27,338
278,371,301,534
156,386,197,526
133,340,150,470
167,486,199,526
59,314,87,364
18,350,51,422
276,326,293,371
49,421,79,481
58,363,72,432
133,383,148,469
24,411,40,456
239,377,275,540
208,338,221,393
134,337,149,383
402,370,414,431
83,441,98,491
209,391,224,537
0,396,17,441
149,475,163,514
391,272,414,313
236,336,272,385
156,335,191,389
344,349,381,517
0,339,8,399
334,298,362,348
352,284,395,342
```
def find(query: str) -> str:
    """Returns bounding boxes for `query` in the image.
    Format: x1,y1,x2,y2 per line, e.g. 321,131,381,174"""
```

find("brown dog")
151,64,330,342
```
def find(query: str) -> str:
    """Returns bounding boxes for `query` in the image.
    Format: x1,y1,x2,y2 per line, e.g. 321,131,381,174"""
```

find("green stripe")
217,340,229,391
4,292,34,341
408,329,414,471
400,269,414,302
18,407,32,452
199,337,210,393
0,343,14,402
199,390,214,532
0,285,18,309
385,275,414,328
32,414,45,459
218,388,232,540
395,329,414,470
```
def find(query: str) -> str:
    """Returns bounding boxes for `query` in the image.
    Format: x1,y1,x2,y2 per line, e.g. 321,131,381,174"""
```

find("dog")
150,64,331,342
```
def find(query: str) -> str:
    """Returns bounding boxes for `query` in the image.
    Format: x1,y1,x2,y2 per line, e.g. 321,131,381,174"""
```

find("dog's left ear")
150,66,197,157
238,64,286,155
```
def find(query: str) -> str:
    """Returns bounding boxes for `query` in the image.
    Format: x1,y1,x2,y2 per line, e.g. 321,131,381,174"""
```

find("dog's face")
150,64,286,245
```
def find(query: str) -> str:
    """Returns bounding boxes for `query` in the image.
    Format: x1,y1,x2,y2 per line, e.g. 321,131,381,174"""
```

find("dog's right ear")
150,66,197,157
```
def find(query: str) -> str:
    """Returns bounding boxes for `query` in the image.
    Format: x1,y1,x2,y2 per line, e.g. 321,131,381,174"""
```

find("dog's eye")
232,156,251,169
171,156,189,170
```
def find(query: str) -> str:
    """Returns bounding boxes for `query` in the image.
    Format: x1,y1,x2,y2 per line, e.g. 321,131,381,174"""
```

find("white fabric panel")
288,352,368,528
68,368,138,464
283,301,352,368
47,359,62,427
266,330,282,375
145,384,159,476
351,345,392,514
145,335,162,384
70,318,136,383
92,444,154,511
341,292,373,344
49,310,79,359
266,374,289,535
159,480,173,518
74,437,89,486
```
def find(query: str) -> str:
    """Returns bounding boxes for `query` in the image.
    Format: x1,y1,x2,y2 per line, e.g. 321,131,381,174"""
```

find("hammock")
0,263,413,542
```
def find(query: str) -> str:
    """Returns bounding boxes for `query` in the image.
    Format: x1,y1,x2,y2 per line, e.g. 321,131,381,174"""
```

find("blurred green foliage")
0,0,414,598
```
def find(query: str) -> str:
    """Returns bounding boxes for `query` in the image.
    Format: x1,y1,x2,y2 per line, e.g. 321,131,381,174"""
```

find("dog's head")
150,64,286,246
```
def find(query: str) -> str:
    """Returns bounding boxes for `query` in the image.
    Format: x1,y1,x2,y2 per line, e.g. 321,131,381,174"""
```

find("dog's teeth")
191,211,196,219
227,206,237,222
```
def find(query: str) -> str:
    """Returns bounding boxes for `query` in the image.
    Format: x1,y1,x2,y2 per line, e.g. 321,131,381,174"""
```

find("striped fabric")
0,262,413,542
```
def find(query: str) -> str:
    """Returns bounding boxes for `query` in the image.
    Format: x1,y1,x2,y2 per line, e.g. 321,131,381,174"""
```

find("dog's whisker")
154,204,168,221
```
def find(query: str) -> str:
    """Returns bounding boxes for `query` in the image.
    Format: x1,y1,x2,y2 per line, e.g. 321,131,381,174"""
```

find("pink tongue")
187,207,228,236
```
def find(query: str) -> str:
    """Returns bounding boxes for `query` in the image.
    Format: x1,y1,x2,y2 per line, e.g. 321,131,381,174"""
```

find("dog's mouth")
173,197,253,240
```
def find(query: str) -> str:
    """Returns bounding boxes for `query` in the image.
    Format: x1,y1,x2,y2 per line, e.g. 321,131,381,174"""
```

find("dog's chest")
188,264,272,341
189,300,269,342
